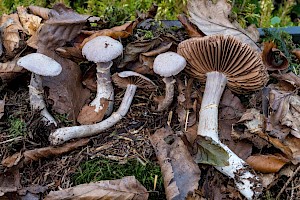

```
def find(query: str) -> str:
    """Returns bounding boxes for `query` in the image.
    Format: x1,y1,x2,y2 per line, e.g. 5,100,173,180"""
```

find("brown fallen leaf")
292,48,300,61
150,127,200,200
268,88,300,139
246,154,289,173
44,176,148,200
1,138,89,167
119,38,162,69
271,72,300,89
178,14,205,37
283,135,300,164
28,5,51,20
55,46,85,62
82,66,97,92
0,13,26,58
188,0,261,52
0,59,27,83
17,6,42,35
0,168,21,197
262,41,289,71
0,96,5,120
77,99,109,124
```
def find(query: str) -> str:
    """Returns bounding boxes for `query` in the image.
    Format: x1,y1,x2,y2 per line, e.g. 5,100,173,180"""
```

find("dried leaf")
188,0,261,52
17,6,42,35
82,66,97,92
150,127,200,200
28,5,51,20
44,176,148,200
77,100,109,124
2,139,89,167
178,14,205,37
0,59,27,82
246,154,289,173
262,42,289,71
269,89,300,138
0,96,5,120
0,168,21,196
0,13,26,57
271,72,300,89
194,135,229,166
55,46,84,62
119,38,162,69
283,135,300,164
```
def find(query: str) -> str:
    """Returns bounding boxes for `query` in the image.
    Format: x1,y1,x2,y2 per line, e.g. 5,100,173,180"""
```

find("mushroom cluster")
178,35,268,199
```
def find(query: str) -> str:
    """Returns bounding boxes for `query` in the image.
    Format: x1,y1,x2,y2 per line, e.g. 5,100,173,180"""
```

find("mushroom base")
198,71,262,199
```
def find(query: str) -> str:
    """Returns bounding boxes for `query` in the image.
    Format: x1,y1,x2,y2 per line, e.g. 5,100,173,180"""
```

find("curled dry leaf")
1,138,89,168
150,127,201,200
44,176,148,200
28,5,51,20
17,6,42,35
246,154,289,173
283,135,300,164
77,99,109,124
271,72,300,89
0,59,27,82
0,13,26,58
262,42,289,71
188,0,261,52
269,88,300,139
177,14,205,37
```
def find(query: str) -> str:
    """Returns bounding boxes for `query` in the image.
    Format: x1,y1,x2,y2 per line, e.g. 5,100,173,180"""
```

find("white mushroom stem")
90,61,114,116
49,84,137,145
198,71,261,200
29,73,57,126
155,77,176,112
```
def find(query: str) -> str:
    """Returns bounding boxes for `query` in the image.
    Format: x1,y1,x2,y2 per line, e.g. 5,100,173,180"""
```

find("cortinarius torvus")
177,35,268,199
17,53,62,126
78,36,123,124
49,71,156,145
153,52,186,111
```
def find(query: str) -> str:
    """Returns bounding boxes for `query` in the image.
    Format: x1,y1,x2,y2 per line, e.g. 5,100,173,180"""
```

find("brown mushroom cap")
112,71,157,91
177,35,268,93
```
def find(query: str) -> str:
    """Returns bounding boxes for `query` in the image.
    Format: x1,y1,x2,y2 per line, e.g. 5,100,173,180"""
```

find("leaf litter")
0,0,300,199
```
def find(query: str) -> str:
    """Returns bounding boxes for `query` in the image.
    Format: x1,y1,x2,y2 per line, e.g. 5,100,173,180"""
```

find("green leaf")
271,16,281,25
193,136,229,166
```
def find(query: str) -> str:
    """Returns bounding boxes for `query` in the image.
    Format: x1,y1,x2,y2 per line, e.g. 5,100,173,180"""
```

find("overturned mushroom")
153,52,186,111
78,36,123,124
49,71,156,145
178,35,268,199
17,53,62,126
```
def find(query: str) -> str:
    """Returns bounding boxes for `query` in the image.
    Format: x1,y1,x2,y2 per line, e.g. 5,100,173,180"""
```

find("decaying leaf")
292,48,300,61
188,0,261,52
28,5,51,20
77,99,109,124
0,168,21,196
150,127,201,200
17,6,42,35
246,154,289,173
0,59,27,82
283,135,300,164
236,108,293,159
44,176,148,200
119,38,162,69
194,135,229,166
82,66,97,92
1,138,89,167
262,42,289,71
268,88,300,139
55,46,84,62
0,13,26,57
0,96,5,120
178,14,205,37
271,72,300,90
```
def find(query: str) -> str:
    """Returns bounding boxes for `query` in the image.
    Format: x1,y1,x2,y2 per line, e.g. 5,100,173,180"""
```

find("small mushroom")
152,52,186,111
178,35,268,199
49,71,156,145
79,36,123,124
17,53,62,126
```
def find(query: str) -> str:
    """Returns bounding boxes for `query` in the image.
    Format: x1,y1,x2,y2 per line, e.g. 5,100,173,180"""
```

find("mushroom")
78,36,123,124
49,71,156,145
17,53,62,126
152,52,186,111
177,35,268,199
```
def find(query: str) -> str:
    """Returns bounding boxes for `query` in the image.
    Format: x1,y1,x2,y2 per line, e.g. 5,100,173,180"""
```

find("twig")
0,136,23,144
276,164,300,200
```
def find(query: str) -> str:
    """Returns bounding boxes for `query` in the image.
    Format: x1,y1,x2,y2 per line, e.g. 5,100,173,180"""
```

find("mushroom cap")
17,53,62,76
177,35,268,93
153,52,187,77
82,36,123,63
112,71,157,91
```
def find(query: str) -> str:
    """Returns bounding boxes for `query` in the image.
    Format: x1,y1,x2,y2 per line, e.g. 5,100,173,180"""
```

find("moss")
72,158,165,199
